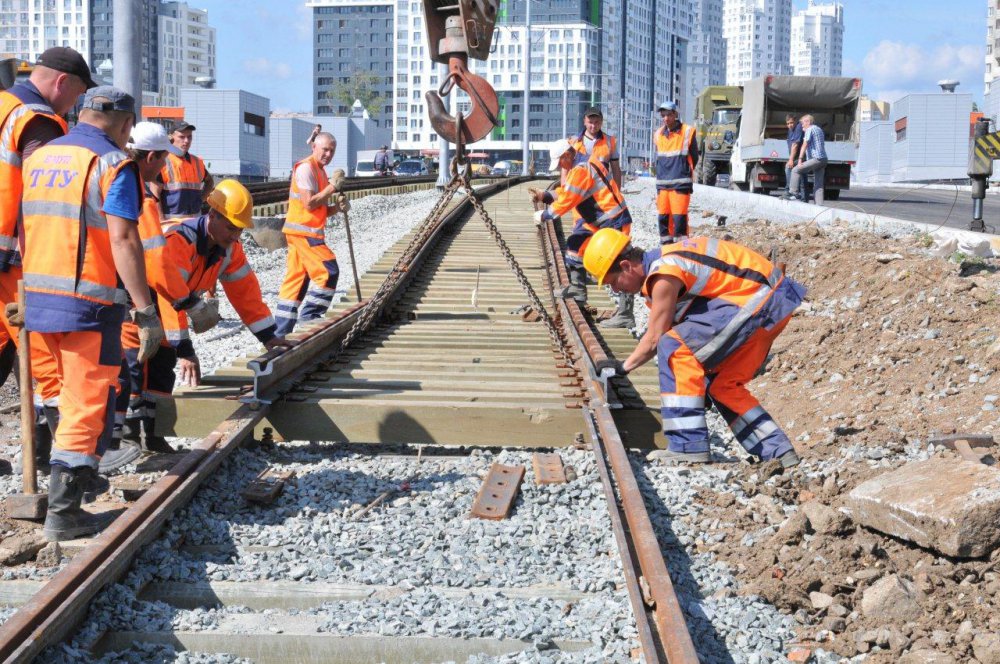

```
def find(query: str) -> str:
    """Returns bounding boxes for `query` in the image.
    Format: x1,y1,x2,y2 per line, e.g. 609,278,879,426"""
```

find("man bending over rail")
583,230,806,466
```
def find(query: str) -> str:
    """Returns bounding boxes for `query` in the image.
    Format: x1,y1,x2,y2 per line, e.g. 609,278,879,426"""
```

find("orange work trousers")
275,235,340,336
655,189,690,243
34,330,120,468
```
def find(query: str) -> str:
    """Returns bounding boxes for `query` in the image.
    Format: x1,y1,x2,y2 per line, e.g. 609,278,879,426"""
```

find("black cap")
583,106,603,118
171,121,196,133
36,46,97,89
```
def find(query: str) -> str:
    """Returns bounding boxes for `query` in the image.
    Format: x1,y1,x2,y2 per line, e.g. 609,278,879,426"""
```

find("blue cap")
81,86,136,114
658,100,678,112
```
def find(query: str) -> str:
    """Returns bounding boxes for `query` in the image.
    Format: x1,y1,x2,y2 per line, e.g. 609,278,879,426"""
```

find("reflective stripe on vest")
570,133,616,168
654,124,695,189
21,142,136,307
284,157,329,239
642,238,784,363
161,152,206,219
0,92,67,263
549,159,628,227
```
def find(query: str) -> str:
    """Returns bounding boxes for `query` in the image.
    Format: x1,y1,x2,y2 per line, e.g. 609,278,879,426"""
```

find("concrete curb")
690,184,1000,257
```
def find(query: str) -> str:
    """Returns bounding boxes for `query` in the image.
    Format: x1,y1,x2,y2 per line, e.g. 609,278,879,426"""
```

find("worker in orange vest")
563,106,622,188
531,139,635,328
0,47,93,467
275,132,347,336
583,229,805,467
149,121,214,221
653,101,698,244
20,87,165,540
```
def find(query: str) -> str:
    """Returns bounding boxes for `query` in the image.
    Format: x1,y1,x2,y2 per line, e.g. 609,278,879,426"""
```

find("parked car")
355,159,384,177
395,159,430,176
491,160,522,176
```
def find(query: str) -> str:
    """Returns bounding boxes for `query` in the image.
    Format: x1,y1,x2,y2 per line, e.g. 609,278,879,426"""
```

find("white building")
157,2,216,106
180,88,269,179
855,121,893,183
0,0,91,65
790,0,843,77
269,110,390,178
889,92,972,182
722,0,791,86
984,2,1000,124
686,0,726,123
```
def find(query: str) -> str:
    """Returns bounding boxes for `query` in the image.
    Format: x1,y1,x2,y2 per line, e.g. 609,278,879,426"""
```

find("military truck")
694,85,743,186
729,75,861,199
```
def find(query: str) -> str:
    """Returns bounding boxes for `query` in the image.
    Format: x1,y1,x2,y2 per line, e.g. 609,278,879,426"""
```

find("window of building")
243,111,265,137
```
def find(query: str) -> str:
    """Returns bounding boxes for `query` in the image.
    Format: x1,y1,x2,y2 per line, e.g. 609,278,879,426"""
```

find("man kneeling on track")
583,229,806,466
101,178,293,474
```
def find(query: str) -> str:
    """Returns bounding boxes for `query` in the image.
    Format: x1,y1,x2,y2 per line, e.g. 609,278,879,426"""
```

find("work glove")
533,210,545,227
131,304,165,363
4,301,23,328
186,296,221,334
611,360,630,377
335,193,350,213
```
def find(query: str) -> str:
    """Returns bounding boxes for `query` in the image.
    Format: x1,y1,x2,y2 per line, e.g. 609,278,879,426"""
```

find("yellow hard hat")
206,178,254,229
584,228,631,286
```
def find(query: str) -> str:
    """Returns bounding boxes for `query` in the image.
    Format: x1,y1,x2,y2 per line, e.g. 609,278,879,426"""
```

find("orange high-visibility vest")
568,131,617,169
654,123,696,192
547,158,629,227
160,152,206,219
0,89,67,267
21,130,140,330
284,157,329,239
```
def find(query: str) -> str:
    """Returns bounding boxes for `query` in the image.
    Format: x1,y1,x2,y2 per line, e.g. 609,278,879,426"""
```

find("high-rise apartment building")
90,0,159,95
686,0,725,121
985,1,1000,123
0,0,90,64
790,0,842,77
308,0,394,125
722,0,791,85
157,2,216,106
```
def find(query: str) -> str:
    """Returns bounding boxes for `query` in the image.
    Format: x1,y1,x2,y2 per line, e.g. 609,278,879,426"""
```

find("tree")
973,101,980,113
327,70,385,118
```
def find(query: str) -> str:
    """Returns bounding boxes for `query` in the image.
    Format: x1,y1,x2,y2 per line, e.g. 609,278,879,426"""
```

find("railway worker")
374,144,391,175
152,179,292,399
786,114,827,204
582,229,805,467
0,47,95,467
20,86,166,541
563,106,622,188
529,139,635,328
150,121,214,222
653,100,698,244
784,114,805,199
100,122,194,473
275,132,347,336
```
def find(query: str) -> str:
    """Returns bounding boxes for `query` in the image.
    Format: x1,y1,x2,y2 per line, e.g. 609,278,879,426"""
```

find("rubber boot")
557,265,587,304
599,293,635,329
33,407,52,475
43,465,117,542
141,416,175,453
99,417,142,476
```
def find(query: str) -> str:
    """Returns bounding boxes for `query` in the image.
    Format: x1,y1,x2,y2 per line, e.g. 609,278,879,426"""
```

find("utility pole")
521,0,530,176
436,61,451,188
619,97,625,166
113,0,142,116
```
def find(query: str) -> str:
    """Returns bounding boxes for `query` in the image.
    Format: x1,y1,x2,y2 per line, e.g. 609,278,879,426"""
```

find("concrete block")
844,457,1000,558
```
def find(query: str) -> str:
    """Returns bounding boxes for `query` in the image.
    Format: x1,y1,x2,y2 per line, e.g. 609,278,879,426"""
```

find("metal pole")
436,62,451,188
619,98,625,164
521,0,530,175
113,0,142,116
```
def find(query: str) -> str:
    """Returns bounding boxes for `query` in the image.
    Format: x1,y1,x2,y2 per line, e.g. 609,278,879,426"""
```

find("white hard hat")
548,138,573,172
128,122,182,155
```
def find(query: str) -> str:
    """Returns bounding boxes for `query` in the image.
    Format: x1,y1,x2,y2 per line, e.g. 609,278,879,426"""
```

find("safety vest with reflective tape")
160,152,206,219
654,123,696,192
22,126,141,332
544,158,631,230
569,131,617,169
0,87,67,269
159,215,275,358
284,157,329,239
640,236,806,368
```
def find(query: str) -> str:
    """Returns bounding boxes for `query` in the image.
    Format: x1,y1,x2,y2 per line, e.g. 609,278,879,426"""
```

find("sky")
193,0,987,113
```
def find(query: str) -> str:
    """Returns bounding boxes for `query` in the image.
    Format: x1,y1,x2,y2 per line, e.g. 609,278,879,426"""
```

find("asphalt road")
822,186,999,234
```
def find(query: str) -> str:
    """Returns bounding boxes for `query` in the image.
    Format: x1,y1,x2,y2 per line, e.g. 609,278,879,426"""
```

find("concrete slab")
844,457,1000,558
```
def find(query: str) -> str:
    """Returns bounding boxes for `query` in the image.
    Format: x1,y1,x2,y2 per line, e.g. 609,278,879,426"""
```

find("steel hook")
425,54,499,148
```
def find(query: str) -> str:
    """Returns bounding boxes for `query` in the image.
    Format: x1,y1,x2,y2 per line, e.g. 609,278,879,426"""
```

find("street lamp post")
521,0,531,176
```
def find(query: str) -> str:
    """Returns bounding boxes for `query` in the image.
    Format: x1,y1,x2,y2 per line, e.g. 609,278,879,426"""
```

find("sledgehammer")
5,280,47,519
929,434,996,465
331,168,362,302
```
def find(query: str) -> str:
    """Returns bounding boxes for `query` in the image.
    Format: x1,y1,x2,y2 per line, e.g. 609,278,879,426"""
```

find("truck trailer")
694,85,743,186
729,76,861,199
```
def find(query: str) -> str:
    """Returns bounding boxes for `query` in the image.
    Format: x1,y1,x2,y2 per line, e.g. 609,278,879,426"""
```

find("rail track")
0,179,698,663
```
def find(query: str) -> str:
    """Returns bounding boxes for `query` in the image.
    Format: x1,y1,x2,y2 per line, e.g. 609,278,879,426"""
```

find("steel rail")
537,211,699,663
247,174,503,205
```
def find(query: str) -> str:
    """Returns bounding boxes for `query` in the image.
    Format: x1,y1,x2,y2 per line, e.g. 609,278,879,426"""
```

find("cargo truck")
729,76,861,199
694,85,743,186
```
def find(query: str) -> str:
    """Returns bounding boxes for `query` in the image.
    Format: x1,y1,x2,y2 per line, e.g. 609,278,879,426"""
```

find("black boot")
557,265,587,303
599,292,635,329
99,418,142,475
33,407,52,474
43,465,117,542
141,416,175,453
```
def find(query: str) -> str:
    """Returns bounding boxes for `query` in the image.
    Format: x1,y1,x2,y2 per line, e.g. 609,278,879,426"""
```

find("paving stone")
844,457,1000,557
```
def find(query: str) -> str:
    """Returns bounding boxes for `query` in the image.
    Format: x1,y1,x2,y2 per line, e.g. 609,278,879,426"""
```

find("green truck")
694,85,743,186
